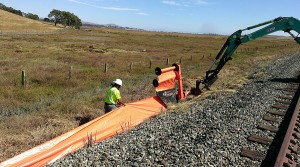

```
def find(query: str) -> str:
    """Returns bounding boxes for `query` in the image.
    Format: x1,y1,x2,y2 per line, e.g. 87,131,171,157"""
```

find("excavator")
153,17,300,104
193,16,300,94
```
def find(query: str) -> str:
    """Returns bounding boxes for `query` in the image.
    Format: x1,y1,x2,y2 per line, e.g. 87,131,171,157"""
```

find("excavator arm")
202,17,300,89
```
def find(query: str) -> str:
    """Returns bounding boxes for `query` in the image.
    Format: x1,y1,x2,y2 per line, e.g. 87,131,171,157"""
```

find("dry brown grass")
0,9,61,32
0,10,299,161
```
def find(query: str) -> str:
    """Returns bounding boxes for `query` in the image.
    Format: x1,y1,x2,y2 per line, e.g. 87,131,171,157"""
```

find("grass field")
0,10,299,161
0,10,61,33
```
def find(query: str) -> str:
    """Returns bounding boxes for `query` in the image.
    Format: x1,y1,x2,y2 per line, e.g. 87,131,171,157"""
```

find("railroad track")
241,75,300,166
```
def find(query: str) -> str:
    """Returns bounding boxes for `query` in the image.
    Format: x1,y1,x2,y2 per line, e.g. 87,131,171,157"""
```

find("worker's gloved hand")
118,101,126,107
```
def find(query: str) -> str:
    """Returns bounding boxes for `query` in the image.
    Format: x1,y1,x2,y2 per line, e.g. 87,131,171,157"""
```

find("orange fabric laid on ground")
0,96,167,167
155,70,176,92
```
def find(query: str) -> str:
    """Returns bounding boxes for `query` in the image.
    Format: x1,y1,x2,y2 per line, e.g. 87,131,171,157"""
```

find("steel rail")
274,89,300,167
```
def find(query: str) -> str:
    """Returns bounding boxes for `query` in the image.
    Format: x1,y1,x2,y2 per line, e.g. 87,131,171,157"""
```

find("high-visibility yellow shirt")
104,86,121,105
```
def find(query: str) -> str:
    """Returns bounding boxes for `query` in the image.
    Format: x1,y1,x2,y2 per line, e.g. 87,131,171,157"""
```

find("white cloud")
101,6,139,11
162,1,181,6
162,0,209,7
67,0,139,11
194,0,208,5
136,12,150,16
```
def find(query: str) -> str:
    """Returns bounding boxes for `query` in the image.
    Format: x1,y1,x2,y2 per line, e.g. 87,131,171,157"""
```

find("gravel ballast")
50,51,300,166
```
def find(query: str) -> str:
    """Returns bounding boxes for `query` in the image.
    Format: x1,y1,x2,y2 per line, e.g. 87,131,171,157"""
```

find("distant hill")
0,9,61,33
82,21,144,31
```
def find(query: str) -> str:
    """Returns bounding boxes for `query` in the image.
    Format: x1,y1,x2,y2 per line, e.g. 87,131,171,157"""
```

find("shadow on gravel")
261,77,300,166
269,75,300,83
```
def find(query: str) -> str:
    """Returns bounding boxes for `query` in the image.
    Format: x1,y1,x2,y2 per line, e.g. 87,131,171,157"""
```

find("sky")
1,0,300,35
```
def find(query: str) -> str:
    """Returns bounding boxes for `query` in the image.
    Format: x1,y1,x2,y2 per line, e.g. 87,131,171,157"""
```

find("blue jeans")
104,103,117,113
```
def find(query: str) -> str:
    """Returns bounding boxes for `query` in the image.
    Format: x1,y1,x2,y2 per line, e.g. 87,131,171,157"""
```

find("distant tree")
43,18,50,22
25,13,39,20
62,11,82,29
48,9,63,26
48,9,82,29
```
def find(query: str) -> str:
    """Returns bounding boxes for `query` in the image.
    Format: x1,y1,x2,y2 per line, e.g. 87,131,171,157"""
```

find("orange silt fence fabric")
0,96,167,167
155,70,176,92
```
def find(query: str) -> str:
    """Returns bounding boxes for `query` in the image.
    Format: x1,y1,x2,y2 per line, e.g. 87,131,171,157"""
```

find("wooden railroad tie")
290,87,299,90
289,83,300,86
240,148,265,161
284,92,296,96
263,115,281,122
247,134,272,145
271,104,289,110
275,99,291,105
277,96,293,100
268,110,286,116
258,124,278,132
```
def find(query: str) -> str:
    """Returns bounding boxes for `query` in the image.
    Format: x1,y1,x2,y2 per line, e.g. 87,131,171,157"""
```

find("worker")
104,79,126,113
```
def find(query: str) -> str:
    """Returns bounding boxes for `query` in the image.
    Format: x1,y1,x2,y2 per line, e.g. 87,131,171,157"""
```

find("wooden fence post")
104,63,108,73
149,60,152,68
166,58,169,65
130,62,133,70
21,70,26,86
69,66,72,80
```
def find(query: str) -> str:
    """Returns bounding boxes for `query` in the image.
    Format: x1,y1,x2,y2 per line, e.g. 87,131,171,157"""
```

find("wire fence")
0,43,295,89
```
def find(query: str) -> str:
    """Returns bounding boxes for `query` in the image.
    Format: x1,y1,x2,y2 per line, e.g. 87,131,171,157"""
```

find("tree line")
0,3,22,16
0,3,82,29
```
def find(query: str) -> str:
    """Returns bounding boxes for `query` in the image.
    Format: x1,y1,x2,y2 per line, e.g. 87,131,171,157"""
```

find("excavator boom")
202,17,300,89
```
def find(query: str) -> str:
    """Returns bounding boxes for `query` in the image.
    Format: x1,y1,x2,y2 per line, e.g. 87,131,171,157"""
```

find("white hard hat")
113,79,122,86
